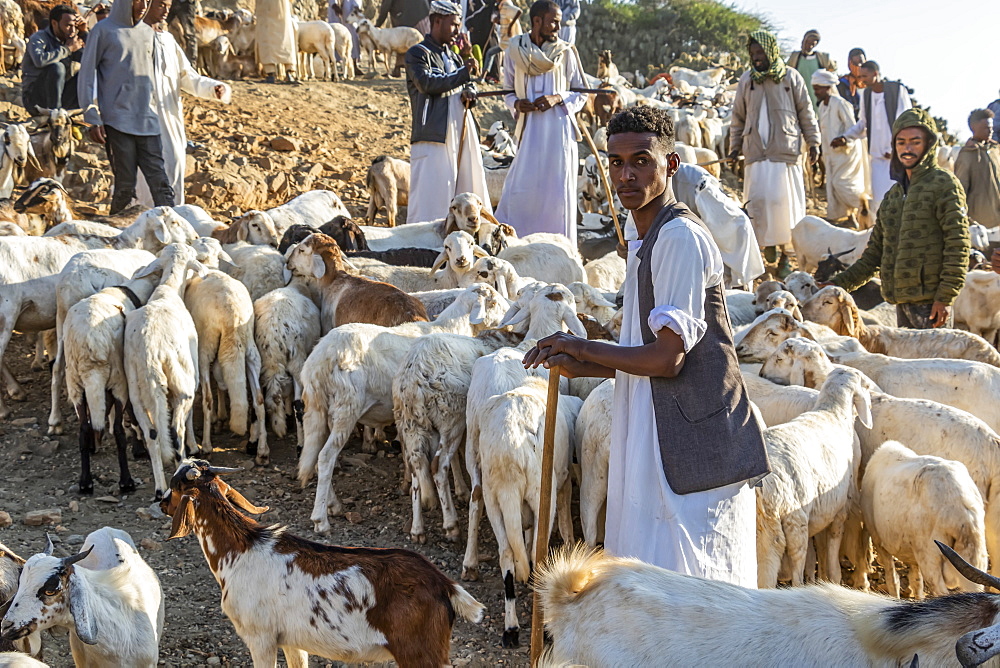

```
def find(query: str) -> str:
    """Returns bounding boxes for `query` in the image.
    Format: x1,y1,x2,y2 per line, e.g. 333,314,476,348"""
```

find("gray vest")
636,202,770,495
862,81,902,148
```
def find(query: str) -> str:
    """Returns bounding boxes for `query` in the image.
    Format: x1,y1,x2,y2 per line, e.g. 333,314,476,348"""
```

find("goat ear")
443,210,458,235
787,363,805,387
498,303,528,328
472,245,490,259
225,487,269,515
792,305,804,322
168,494,196,540
133,258,162,279
430,249,449,272
854,386,873,430
564,305,588,338
494,276,509,299
311,254,326,279
481,209,502,227
68,568,98,645
152,218,170,245
236,222,248,242
839,297,858,337
803,369,817,389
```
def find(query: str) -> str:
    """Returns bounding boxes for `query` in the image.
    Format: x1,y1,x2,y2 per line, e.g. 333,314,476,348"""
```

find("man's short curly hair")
606,106,676,153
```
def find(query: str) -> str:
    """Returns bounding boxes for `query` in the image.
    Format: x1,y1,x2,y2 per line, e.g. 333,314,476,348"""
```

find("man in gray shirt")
21,5,86,114
77,0,174,213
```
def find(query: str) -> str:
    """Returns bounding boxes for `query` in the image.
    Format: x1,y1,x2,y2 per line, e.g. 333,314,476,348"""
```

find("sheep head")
735,308,816,362
0,540,95,646
134,206,199,248
751,280,785,313
445,192,498,237
758,337,831,389
233,211,279,247
800,286,862,338
285,232,345,283
764,290,802,321
433,230,489,274
783,271,818,303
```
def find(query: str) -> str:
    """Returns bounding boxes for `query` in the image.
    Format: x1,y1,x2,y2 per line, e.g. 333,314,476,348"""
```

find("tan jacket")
954,140,1000,228
729,67,820,165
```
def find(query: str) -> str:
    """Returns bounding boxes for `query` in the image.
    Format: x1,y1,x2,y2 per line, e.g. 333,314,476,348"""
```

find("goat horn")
185,467,201,481
44,534,55,556
935,540,1000,590
832,248,855,258
206,466,242,475
62,545,94,567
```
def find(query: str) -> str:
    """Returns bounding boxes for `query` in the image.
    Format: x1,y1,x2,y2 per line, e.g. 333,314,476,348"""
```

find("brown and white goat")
284,232,428,332
364,155,409,227
161,460,484,667
211,210,279,247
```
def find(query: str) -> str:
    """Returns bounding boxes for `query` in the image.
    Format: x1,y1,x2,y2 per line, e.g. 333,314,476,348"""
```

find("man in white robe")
403,0,491,224
730,29,820,279
137,0,229,207
833,60,911,216
812,69,868,225
257,0,297,83
524,106,768,586
495,0,585,242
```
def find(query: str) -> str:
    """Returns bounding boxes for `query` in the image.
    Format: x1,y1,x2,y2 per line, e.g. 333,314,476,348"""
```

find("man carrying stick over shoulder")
524,106,770,586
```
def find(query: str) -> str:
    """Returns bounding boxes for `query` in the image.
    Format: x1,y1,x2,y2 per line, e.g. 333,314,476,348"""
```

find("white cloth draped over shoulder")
406,54,492,224
495,34,586,240
137,31,228,207
606,215,758,587
818,93,867,220
742,95,805,247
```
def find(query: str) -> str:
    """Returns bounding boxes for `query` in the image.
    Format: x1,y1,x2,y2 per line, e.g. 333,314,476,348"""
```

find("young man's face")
857,67,878,88
971,116,994,142
145,0,171,24
801,33,819,54
607,132,678,211
895,127,929,170
813,84,831,103
430,14,461,45
132,0,150,23
51,13,78,41
749,42,769,72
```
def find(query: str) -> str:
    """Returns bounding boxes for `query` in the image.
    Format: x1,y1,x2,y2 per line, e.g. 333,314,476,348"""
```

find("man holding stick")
524,106,769,585
403,0,491,223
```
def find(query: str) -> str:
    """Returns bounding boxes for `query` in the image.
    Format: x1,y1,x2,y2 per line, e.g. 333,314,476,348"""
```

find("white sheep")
752,279,786,314
568,282,617,325
584,250,626,292
478,375,582,648
724,289,758,327
183,266,269,464
409,288,465,319
862,440,987,598
359,192,492,251
352,230,488,292
534,543,1000,667
462,284,586,581
211,210,280,247
576,378,614,547
757,367,871,588
364,155,408,227
329,21,354,80
760,336,1000,574
740,368,818,426
264,190,351,236
172,203,226,237
469,256,531,299
124,245,204,499
253,278,321,452
394,328,525,544
294,19,338,81
353,18,421,76
954,270,1000,344
1,528,163,668
221,241,286,301
784,271,819,303
734,308,864,361
298,284,510,533
497,238,586,287
765,290,802,320
802,286,1000,366
790,215,872,274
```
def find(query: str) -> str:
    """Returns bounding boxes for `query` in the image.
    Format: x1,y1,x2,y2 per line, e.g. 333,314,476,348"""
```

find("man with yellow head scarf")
729,29,821,277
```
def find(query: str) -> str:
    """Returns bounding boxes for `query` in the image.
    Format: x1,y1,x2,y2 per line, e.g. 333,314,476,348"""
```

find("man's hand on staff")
533,94,562,112
523,332,587,377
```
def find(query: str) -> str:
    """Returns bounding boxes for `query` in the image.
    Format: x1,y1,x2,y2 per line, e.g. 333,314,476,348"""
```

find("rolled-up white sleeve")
645,219,724,352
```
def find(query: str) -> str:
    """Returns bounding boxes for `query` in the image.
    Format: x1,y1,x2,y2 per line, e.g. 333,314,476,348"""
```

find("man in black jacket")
403,0,492,224
22,5,86,113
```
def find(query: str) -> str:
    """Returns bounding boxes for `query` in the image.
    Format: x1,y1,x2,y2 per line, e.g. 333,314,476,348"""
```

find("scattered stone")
94,495,120,503
147,502,165,520
139,538,161,551
345,511,363,524
136,507,153,521
27,440,58,457
24,508,61,526
68,500,80,512
206,658,221,666
65,534,85,546
269,136,299,152
0,511,11,528
11,417,36,426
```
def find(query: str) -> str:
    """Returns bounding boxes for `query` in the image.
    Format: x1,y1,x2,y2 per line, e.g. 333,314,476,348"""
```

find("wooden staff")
529,367,561,666
576,120,624,247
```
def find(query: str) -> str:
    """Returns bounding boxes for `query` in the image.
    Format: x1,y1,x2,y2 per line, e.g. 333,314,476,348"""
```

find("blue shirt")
989,99,1000,142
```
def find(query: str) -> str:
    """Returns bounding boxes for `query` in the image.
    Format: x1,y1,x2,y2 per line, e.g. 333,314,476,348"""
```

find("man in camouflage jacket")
829,107,970,328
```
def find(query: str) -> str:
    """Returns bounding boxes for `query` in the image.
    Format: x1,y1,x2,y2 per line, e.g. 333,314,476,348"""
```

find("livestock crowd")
0,0,999,665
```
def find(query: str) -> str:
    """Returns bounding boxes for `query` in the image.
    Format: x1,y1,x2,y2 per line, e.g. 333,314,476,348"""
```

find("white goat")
124,244,204,499
294,20,338,80
359,192,492,251
222,241,286,300
765,290,802,320
298,284,509,533
757,367,871,588
264,190,351,236
353,18,421,76
364,155,408,227
0,124,36,198
535,543,1000,667
583,250,626,292
863,441,987,598
1,528,163,668
351,230,488,292
253,278,321,452
784,271,819,303
577,378,614,547
568,282,617,324
954,270,1000,344
790,215,872,274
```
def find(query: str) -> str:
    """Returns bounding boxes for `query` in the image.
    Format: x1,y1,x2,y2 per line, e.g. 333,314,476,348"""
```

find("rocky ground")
0,74,529,667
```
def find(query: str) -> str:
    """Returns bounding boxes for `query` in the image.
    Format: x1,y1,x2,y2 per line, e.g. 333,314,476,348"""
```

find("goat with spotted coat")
160,460,483,668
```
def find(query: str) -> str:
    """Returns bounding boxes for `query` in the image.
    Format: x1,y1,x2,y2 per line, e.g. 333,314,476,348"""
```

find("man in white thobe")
257,0,297,83
403,0,491,224
729,29,820,278
833,60,911,216
524,106,768,586
137,0,229,207
553,0,578,44
812,69,868,225
495,0,585,242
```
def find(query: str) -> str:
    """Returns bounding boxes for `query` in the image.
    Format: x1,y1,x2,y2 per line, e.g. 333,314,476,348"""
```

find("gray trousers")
896,302,953,329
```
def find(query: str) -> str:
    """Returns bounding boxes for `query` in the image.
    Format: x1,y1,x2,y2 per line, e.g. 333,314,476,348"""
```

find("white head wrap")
811,70,838,87
429,0,462,15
